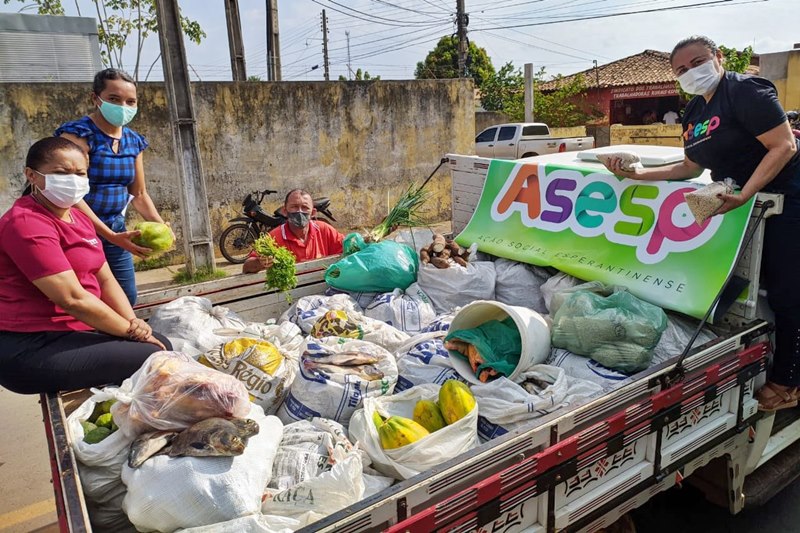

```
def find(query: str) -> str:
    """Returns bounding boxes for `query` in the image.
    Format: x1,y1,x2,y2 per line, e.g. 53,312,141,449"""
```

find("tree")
415,35,494,87
479,62,601,127
3,0,205,80
337,68,380,81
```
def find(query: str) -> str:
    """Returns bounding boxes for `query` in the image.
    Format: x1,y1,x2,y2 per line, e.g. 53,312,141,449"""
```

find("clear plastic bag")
109,351,251,437
551,288,668,373
684,179,735,225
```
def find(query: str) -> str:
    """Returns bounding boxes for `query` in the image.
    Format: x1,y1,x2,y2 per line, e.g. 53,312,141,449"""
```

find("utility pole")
456,0,468,77
266,0,281,80
154,0,215,274
524,63,534,122
321,10,330,81
346,30,352,80
224,0,246,81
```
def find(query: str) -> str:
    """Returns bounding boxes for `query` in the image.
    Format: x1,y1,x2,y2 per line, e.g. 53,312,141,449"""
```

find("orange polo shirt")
250,221,343,263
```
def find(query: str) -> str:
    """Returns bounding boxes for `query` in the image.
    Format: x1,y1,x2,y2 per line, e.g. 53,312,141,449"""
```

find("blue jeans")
103,216,137,306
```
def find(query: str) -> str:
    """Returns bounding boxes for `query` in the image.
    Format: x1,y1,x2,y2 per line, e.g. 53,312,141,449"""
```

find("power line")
309,0,444,27
471,0,766,30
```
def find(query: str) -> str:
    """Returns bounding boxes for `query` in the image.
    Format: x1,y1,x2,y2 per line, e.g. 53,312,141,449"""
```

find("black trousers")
762,196,800,387
0,329,172,394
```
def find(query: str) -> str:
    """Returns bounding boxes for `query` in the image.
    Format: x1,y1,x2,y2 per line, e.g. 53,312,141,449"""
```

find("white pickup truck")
475,122,595,159
42,150,800,533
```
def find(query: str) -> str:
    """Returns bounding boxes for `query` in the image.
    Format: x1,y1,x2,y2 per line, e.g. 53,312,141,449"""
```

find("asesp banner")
455,159,755,319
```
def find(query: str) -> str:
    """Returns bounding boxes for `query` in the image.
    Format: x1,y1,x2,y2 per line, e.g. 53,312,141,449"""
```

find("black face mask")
287,211,310,228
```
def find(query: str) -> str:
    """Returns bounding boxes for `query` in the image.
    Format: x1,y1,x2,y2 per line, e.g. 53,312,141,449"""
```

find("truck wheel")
521,152,538,158
219,223,258,264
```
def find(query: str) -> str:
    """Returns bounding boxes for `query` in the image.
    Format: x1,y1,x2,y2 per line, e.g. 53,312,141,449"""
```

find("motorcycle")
218,189,336,264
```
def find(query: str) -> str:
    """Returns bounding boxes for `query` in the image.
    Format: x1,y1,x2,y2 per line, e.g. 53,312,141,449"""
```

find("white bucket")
447,300,551,385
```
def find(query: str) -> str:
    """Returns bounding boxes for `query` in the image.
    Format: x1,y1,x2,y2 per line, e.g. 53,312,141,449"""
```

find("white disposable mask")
33,170,90,208
677,60,722,96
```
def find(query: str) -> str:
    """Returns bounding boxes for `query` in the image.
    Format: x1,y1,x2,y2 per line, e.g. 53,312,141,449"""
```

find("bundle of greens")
253,234,297,299
369,183,431,242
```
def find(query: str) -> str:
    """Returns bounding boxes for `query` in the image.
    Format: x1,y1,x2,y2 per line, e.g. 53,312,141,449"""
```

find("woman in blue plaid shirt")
57,69,170,305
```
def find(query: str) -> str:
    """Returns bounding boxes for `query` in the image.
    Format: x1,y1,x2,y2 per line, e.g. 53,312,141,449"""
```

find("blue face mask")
97,97,138,127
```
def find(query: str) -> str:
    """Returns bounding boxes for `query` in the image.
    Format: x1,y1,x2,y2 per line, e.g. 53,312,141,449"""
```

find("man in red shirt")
242,189,343,274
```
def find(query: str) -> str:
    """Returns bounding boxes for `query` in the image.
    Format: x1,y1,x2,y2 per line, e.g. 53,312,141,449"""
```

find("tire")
219,223,258,264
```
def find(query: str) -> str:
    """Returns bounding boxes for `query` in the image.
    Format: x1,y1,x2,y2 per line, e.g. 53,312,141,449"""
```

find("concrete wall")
551,126,587,138
0,80,474,259
475,111,509,135
760,48,800,111
610,124,683,147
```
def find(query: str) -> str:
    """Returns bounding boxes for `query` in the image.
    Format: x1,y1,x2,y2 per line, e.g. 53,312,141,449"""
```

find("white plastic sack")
494,259,551,313
218,321,306,360
364,283,436,334
545,348,629,391
262,448,364,520
394,332,468,392
420,312,456,333
67,392,134,530
324,287,380,310
200,328,302,415
277,337,398,426
268,418,353,491
121,405,283,533
147,296,247,356
416,261,496,314
67,390,134,467
471,365,603,441
349,383,479,480
391,227,437,254
541,272,583,313
281,294,410,352
652,313,718,365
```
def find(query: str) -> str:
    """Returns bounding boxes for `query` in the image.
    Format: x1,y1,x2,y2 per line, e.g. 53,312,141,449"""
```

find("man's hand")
715,192,749,215
242,254,273,274
108,230,153,258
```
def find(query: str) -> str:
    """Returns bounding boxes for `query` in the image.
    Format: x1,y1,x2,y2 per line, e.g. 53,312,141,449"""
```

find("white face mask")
33,171,90,208
677,60,722,96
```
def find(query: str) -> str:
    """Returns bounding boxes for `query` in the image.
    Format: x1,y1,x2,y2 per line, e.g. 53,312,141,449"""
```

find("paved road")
0,388,58,532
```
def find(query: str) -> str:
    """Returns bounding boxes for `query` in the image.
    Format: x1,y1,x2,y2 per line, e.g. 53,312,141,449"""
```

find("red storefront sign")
610,82,678,99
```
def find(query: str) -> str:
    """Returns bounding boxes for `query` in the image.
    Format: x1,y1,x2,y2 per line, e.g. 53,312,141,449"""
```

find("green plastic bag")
342,232,366,256
445,317,522,380
325,240,418,292
551,289,668,373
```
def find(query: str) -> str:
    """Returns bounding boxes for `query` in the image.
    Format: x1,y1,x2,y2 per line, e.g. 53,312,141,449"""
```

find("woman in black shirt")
603,35,800,411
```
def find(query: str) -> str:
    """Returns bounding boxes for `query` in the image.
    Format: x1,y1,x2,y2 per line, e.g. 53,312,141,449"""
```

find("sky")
2,0,798,82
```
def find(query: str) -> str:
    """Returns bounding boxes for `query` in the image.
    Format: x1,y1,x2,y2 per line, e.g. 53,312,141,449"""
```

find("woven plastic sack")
551,289,668,373
393,332,468,392
416,261,496,314
494,259,550,313
363,283,436,334
325,240,418,292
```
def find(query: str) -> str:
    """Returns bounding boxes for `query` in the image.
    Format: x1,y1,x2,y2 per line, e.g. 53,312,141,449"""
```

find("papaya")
372,410,385,430
412,399,447,433
132,222,174,252
438,379,476,425
377,416,430,450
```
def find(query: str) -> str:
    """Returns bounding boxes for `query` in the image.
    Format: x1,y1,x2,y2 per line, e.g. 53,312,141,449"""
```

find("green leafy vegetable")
369,184,431,242
253,234,297,299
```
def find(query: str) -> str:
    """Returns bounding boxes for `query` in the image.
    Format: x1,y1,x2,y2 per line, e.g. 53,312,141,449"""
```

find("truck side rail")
305,321,770,533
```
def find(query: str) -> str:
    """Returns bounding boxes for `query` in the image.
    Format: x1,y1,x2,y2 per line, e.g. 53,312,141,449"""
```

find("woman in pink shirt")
0,137,170,394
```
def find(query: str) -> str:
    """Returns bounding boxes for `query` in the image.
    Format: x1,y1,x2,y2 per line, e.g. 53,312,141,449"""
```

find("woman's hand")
108,230,153,258
126,318,153,342
142,334,167,351
600,156,642,180
715,192,750,215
